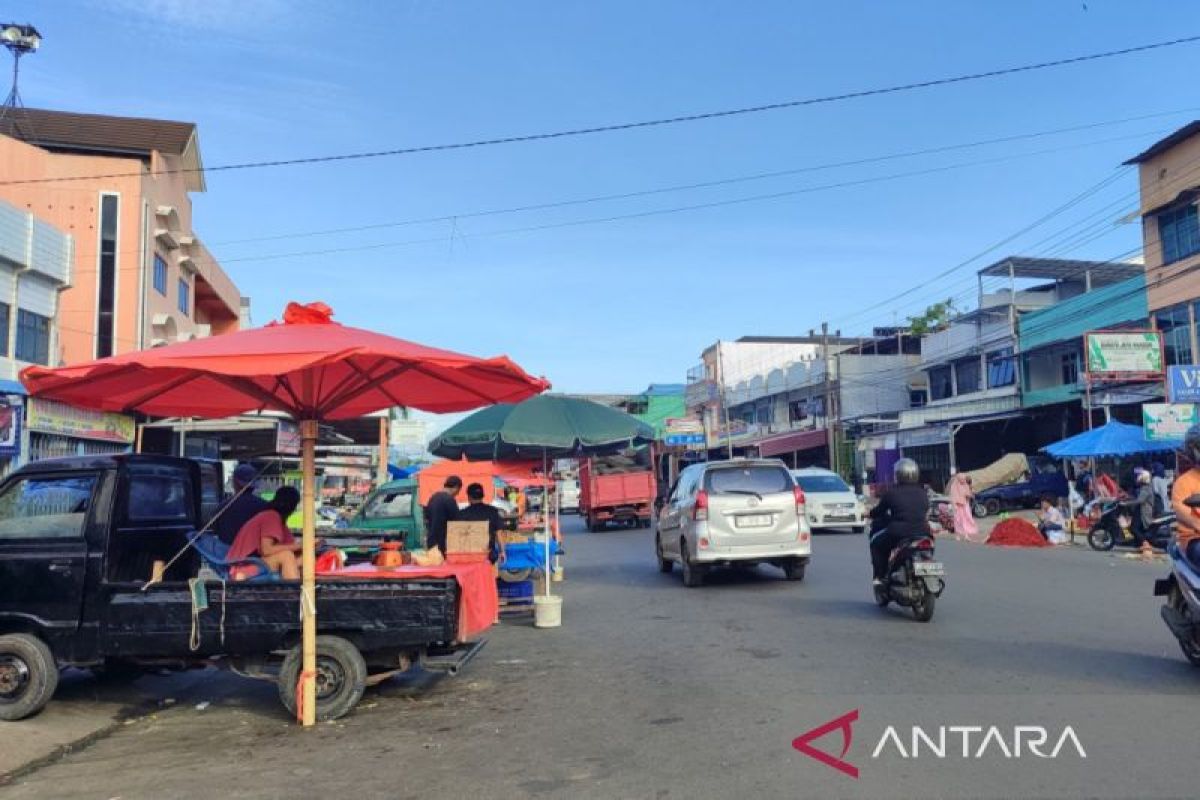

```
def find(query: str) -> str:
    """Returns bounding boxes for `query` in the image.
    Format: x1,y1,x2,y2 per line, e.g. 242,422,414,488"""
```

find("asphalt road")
4,517,1198,799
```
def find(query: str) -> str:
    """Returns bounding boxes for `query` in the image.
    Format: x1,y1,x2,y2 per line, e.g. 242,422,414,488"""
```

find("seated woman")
226,486,303,580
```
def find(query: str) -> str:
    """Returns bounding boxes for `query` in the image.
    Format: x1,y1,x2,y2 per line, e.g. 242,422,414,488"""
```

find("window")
1158,204,1200,265
909,389,927,408
125,468,193,523
704,465,793,495
0,474,98,539
987,347,1016,388
153,254,168,295
794,474,850,493
1157,303,1193,366
789,400,807,423
15,309,50,365
929,365,953,401
178,277,190,316
1061,351,1079,385
363,489,415,520
954,357,981,395
623,399,648,415
0,301,8,357
97,194,118,358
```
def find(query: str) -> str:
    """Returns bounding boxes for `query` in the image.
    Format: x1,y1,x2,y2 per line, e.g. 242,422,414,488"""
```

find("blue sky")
9,1,1200,398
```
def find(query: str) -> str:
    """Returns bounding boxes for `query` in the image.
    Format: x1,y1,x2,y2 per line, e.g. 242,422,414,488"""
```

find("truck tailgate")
102,578,459,658
589,471,655,507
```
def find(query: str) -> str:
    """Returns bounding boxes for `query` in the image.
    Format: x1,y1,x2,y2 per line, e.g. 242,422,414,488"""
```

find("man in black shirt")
425,476,462,553
214,463,269,546
868,458,929,585
456,482,504,563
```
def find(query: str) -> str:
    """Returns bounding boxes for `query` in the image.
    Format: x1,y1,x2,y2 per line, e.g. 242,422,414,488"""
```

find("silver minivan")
655,459,811,587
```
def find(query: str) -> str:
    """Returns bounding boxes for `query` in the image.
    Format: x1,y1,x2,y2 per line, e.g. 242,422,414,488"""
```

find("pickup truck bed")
103,578,459,660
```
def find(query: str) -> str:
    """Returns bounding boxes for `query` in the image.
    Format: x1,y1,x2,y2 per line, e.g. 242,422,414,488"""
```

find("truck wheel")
0,633,59,721
278,636,367,722
984,498,1002,517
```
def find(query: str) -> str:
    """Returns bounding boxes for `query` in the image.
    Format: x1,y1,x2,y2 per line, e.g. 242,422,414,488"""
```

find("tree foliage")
907,298,959,335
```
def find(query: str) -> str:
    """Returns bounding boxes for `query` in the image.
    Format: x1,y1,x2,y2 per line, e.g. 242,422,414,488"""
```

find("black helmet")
894,457,920,485
1185,423,1200,463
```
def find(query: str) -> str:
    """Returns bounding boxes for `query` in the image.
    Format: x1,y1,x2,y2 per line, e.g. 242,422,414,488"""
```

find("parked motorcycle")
1153,494,1200,667
873,534,944,622
1087,499,1174,552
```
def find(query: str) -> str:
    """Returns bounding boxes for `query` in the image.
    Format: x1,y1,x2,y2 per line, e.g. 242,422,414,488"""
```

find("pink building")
0,108,241,365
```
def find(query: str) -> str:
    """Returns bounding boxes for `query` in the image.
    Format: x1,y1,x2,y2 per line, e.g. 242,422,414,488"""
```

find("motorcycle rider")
1171,424,1200,565
1121,468,1156,545
869,458,930,587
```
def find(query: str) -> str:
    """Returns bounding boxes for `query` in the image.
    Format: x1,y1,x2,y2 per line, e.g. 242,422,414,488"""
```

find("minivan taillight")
793,485,806,515
694,489,709,521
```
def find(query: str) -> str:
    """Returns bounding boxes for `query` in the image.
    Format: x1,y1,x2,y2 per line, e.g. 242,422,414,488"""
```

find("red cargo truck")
578,459,656,532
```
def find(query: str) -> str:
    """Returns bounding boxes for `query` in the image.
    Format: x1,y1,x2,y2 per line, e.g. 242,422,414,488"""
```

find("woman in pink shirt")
227,486,303,580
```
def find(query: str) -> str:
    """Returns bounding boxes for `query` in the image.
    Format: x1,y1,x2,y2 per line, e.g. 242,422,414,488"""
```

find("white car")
791,468,866,533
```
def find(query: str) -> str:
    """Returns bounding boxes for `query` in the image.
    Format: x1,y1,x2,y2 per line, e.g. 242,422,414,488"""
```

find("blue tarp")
1041,420,1180,459
499,539,560,572
386,464,420,479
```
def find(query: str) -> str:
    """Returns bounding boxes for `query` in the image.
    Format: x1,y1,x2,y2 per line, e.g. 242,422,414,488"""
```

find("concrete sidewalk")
1,668,217,782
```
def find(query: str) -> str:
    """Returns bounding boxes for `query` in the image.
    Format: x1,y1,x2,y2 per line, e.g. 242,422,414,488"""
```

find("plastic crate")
497,579,534,602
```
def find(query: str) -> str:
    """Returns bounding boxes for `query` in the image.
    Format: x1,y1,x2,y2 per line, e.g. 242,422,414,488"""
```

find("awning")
758,428,827,457
0,379,27,396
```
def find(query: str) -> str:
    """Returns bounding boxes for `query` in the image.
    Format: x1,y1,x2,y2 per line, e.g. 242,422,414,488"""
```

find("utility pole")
716,341,734,460
822,322,836,473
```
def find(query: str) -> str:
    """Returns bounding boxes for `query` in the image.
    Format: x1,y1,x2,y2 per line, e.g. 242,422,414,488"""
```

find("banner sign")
1085,331,1163,379
25,398,135,444
0,399,20,456
1168,365,1200,403
664,433,706,447
1143,403,1196,442
664,417,704,434
275,420,301,455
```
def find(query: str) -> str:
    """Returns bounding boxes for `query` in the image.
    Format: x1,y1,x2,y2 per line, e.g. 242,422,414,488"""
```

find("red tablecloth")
316,561,497,640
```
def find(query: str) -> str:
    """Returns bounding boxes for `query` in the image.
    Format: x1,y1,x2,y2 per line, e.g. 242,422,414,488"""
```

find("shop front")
0,380,25,478
25,397,135,461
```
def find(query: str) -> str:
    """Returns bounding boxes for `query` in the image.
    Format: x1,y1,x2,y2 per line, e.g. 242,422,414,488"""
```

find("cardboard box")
446,520,490,554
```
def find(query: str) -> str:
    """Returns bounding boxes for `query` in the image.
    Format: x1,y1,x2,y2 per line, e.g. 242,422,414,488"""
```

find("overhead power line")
3,34,1198,188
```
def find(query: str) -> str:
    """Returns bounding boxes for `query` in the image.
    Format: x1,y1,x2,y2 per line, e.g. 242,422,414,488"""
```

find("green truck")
339,478,426,551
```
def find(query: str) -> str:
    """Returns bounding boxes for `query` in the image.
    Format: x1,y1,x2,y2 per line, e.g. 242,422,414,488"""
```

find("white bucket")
533,595,562,628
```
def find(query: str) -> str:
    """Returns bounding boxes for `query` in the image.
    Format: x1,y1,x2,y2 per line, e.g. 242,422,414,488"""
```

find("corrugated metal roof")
1124,120,1200,165
0,107,196,157
1018,275,1148,352
978,256,1141,286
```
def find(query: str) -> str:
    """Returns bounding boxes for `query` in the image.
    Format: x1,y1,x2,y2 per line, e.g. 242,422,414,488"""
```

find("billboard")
1168,365,1200,403
25,398,135,444
1143,403,1197,442
1085,331,1163,380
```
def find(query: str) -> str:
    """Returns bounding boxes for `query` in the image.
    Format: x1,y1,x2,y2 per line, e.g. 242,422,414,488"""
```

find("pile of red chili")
986,517,1049,547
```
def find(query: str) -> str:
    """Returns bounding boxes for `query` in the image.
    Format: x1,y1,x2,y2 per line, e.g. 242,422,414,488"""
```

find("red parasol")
21,302,548,726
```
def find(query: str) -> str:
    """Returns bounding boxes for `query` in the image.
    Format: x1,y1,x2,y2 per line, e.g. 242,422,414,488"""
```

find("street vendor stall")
430,395,654,627
20,301,547,725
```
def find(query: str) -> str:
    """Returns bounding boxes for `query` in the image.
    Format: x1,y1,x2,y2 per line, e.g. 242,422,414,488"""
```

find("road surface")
4,517,1196,799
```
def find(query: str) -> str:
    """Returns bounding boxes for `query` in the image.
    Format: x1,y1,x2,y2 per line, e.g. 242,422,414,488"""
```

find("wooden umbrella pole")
300,419,319,727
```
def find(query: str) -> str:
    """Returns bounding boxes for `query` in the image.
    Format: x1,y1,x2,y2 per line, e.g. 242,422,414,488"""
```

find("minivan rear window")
705,466,792,495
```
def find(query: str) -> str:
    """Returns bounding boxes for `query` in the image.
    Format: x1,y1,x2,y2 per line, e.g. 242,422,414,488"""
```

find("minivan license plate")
913,561,944,576
736,514,772,528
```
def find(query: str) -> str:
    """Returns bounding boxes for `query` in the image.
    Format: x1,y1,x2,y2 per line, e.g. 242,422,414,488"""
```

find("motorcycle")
1153,494,1200,667
1087,499,1174,551
873,534,944,622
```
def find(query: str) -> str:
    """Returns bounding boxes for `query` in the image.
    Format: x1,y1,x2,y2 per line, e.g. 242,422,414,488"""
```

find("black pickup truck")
0,455,481,722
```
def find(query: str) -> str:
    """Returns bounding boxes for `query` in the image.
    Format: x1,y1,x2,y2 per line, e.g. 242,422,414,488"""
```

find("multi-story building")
1125,122,1200,365
685,335,860,452
0,108,241,363
1018,274,1149,437
896,256,1140,485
